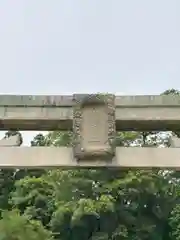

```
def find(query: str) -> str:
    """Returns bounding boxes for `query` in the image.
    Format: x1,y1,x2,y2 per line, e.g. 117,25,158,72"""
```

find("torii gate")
0,93,180,169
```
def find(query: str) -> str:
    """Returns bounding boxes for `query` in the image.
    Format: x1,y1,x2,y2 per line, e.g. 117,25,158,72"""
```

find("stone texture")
1,94,180,107
0,94,180,131
0,106,73,130
115,95,180,106
0,95,74,106
0,135,22,146
0,94,180,107
0,147,179,168
73,94,116,161
115,107,180,131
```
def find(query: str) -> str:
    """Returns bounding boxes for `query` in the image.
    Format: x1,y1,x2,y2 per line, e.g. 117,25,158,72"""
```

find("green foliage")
162,89,180,95
10,176,55,226
169,204,180,240
0,210,53,240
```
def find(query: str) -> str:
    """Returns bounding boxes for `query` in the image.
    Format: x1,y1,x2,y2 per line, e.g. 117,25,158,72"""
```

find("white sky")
0,0,179,145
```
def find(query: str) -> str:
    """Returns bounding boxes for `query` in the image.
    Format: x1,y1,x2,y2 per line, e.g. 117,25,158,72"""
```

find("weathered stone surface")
0,94,180,130
115,107,180,130
0,95,74,106
73,94,116,161
0,147,179,168
1,94,180,107
0,135,22,146
0,106,73,130
115,95,180,106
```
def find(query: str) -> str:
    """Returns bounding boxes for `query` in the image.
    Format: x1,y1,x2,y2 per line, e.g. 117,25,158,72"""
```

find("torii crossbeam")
0,93,180,169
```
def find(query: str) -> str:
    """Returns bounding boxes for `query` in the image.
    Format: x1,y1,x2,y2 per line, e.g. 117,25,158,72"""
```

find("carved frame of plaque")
73,94,116,162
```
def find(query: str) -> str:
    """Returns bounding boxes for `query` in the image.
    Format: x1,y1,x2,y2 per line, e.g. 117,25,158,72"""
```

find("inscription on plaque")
81,105,108,152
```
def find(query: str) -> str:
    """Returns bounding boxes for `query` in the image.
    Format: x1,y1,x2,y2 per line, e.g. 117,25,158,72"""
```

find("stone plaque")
73,94,116,161
81,105,108,151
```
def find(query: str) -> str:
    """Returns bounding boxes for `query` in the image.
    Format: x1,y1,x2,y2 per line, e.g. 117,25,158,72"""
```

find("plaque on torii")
73,94,116,162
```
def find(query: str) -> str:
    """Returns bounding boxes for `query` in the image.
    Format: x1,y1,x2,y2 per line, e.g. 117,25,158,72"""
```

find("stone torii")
0,93,179,169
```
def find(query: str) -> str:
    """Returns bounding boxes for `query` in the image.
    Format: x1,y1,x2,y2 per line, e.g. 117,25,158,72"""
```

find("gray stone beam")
0,94,180,130
0,146,180,169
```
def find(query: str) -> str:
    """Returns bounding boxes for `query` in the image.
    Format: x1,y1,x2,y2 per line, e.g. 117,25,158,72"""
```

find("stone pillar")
73,94,116,162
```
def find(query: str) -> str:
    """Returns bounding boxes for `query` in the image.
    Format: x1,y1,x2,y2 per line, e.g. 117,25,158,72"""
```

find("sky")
0,0,179,145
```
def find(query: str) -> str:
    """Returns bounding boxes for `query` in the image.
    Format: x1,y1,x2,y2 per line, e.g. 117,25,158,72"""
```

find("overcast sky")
0,0,179,145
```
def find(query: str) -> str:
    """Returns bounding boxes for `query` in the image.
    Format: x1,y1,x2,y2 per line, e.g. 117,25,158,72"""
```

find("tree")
0,210,53,240
10,176,56,227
